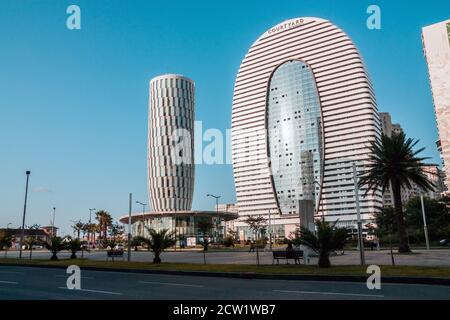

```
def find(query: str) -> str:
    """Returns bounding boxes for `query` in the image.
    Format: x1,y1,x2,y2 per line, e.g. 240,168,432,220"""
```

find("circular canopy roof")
119,210,238,224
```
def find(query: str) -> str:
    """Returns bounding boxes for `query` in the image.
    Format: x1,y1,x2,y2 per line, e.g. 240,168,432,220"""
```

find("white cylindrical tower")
148,74,195,212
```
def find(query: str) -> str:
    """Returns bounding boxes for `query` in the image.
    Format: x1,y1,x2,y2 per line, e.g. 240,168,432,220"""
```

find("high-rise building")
379,112,446,206
120,74,237,244
148,74,195,211
231,17,382,239
422,19,450,194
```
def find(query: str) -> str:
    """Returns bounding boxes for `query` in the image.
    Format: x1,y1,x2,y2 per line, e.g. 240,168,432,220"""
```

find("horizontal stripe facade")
231,17,382,227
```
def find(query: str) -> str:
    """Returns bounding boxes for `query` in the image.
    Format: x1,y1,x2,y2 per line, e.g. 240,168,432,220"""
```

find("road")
0,265,449,300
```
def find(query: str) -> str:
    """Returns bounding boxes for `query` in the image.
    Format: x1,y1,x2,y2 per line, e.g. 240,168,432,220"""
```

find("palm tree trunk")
318,252,331,268
392,182,411,253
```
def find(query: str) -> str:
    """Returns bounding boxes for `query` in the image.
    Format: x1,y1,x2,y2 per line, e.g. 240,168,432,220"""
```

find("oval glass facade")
267,60,323,215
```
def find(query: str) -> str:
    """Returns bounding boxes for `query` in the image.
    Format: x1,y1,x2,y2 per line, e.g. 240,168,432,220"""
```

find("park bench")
272,250,303,265
106,250,124,262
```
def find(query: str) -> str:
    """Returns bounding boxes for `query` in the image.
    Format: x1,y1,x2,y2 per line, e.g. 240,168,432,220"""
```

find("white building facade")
422,19,450,194
231,17,382,239
148,74,195,211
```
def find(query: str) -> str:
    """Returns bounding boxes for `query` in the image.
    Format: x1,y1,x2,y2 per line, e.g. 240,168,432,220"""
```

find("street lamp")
88,208,96,246
352,162,366,266
136,201,147,237
51,207,56,237
7,223,12,229
420,195,430,250
19,170,31,260
207,194,221,240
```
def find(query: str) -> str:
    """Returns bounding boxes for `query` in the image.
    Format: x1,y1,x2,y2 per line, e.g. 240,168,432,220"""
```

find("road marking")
0,281,19,284
0,271,24,275
55,275,94,279
139,281,204,288
273,289,384,298
58,287,122,295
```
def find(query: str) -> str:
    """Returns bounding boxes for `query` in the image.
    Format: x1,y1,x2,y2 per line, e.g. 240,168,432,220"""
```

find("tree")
197,219,214,264
0,231,12,258
131,236,147,251
405,197,450,242
373,207,397,265
24,235,40,260
244,215,268,266
294,220,348,268
358,132,434,253
44,236,67,261
95,210,113,243
67,237,83,259
109,222,124,243
143,228,176,264
72,221,84,240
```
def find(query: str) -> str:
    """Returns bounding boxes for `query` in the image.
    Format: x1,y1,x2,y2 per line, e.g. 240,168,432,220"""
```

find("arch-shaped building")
231,17,382,238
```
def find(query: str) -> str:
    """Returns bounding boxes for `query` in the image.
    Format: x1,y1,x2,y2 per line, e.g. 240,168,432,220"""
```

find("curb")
1,263,450,286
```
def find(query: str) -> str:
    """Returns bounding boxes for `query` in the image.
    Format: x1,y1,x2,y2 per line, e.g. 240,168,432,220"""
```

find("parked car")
439,239,450,247
114,244,124,251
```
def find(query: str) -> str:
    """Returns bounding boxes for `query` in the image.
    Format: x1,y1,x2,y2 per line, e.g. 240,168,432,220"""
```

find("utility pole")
19,171,31,260
420,195,430,250
353,163,365,266
128,193,132,262
268,209,272,250
51,207,56,236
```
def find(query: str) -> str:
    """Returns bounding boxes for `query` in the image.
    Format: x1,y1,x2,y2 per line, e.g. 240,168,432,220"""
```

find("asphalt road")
0,265,449,300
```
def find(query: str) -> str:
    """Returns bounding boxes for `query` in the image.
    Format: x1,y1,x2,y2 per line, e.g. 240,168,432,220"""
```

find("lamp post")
136,201,147,237
128,193,132,262
19,170,31,260
51,207,56,237
420,195,430,250
352,162,365,266
268,208,272,250
88,208,96,246
207,194,221,240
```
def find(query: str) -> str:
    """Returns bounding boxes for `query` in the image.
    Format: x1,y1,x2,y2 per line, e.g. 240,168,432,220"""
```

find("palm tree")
294,220,348,268
131,236,146,251
197,219,213,264
72,221,84,240
109,222,124,243
96,210,113,244
358,132,434,253
143,228,176,264
24,235,40,260
67,237,82,259
44,236,67,261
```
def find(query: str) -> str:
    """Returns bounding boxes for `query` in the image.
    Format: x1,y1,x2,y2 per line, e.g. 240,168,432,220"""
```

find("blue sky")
0,0,448,235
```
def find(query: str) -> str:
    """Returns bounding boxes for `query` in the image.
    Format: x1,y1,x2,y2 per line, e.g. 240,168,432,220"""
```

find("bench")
106,250,124,261
272,250,303,264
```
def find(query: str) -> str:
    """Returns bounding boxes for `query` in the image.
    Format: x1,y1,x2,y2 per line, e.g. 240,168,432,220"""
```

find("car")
439,239,450,247
114,244,125,251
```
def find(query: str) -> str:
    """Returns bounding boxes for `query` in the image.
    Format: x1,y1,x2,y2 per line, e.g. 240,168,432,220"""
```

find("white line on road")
139,281,204,288
0,271,24,275
54,275,94,279
0,281,19,284
58,287,122,295
273,290,384,298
